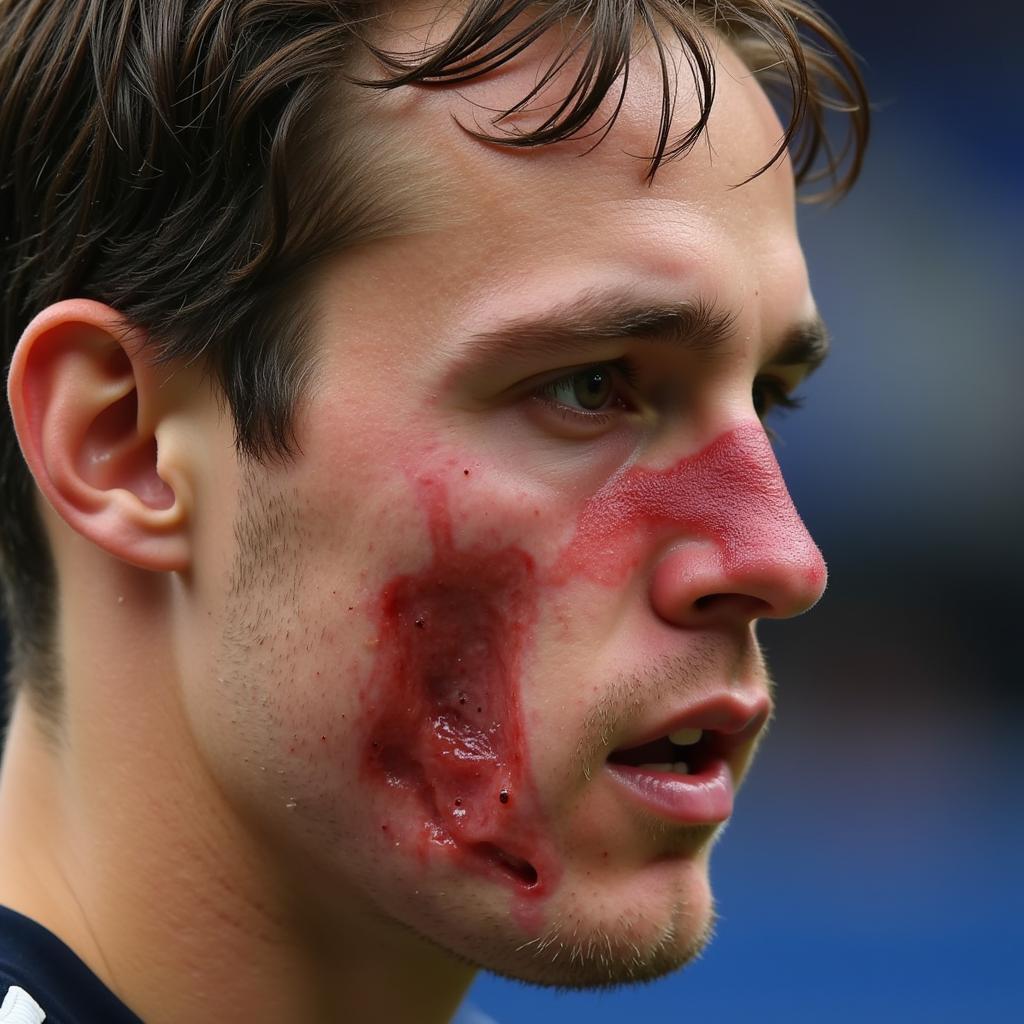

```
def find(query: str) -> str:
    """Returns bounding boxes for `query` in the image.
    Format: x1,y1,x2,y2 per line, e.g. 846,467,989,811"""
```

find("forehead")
334,7,809,330
368,4,794,193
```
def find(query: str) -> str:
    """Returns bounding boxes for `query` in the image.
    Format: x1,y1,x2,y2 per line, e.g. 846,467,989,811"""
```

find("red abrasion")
361,476,552,897
554,423,826,590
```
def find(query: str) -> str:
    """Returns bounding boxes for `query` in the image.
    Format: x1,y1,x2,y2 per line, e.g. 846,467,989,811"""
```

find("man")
0,1,868,1021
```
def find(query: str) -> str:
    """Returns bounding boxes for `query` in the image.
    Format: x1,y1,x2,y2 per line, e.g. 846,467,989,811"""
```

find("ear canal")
78,387,175,511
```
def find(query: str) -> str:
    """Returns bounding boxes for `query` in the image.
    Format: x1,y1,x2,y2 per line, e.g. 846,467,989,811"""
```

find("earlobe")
7,300,192,573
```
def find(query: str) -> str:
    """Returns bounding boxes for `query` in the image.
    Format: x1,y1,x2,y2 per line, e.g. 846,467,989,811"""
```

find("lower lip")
605,759,734,824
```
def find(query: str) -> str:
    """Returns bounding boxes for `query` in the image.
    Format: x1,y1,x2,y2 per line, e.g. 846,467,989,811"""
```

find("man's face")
174,26,826,986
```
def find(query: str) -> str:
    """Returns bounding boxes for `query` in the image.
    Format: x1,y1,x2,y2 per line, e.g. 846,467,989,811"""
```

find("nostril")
650,533,825,629
694,593,771,618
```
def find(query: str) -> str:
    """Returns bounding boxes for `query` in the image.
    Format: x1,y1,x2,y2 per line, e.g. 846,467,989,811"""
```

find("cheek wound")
360,476,554,904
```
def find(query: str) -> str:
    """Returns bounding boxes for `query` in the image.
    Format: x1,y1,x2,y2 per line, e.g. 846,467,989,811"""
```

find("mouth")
604,694,771,825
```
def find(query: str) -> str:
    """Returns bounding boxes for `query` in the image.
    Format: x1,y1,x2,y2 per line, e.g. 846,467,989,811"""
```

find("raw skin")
359,424,822,907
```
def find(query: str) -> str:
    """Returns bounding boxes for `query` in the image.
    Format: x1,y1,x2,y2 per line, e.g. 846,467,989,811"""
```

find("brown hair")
0,0,869,725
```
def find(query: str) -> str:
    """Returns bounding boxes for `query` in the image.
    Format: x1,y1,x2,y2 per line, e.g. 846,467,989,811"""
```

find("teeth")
669,727,703,746
671,762,690,775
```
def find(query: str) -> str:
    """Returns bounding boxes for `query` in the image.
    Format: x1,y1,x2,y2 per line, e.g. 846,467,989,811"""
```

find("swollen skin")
361,476,547,892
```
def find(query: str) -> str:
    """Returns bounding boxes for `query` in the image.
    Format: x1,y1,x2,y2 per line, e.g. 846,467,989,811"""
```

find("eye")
542,365,620,413
753,375,803,421
533,361,638,423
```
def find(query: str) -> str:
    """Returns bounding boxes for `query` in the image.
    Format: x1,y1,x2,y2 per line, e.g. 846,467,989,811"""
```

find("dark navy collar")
0,906,142,1023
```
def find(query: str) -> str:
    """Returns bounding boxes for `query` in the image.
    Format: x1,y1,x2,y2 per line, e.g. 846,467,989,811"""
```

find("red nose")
561,423,827,629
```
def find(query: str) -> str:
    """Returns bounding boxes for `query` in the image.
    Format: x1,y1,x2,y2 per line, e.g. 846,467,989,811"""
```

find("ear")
7,299,192,572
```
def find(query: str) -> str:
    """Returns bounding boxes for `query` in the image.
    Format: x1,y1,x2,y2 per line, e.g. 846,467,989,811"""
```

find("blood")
358,423,819,913
555,422,825,590
361,475,553,902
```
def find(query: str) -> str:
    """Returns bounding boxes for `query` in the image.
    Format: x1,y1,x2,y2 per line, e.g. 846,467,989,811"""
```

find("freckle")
381,824,388,831
463,468,470,476
320,735,327,743
476,706,482,713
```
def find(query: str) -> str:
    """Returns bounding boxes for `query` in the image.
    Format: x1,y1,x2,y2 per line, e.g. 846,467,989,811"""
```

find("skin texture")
0,10,828,1024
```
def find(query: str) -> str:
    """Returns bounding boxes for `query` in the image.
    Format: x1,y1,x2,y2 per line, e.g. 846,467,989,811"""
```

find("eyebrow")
459,288,831,372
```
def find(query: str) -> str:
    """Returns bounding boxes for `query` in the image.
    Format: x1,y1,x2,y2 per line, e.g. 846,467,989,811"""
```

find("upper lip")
606,690,773,766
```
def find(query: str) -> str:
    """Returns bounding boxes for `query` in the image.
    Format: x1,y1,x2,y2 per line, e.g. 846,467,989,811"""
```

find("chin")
473,894,718,990
409,851,719,990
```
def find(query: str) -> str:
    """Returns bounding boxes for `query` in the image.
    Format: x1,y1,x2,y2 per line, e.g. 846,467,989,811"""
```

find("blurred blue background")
2,1,1020,1021
466,2,1024,1021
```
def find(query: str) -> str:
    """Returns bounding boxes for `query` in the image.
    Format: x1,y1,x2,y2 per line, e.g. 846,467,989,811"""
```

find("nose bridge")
603,422,816,548
695,424,822,579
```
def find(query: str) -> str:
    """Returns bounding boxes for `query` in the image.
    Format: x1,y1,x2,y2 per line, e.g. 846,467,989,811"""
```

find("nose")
647,423,827,629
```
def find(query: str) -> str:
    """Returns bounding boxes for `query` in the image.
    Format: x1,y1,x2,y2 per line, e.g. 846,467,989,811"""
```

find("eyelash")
533,359,641,424
753,376,804,441
753,376,804,419
531,363,804,428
